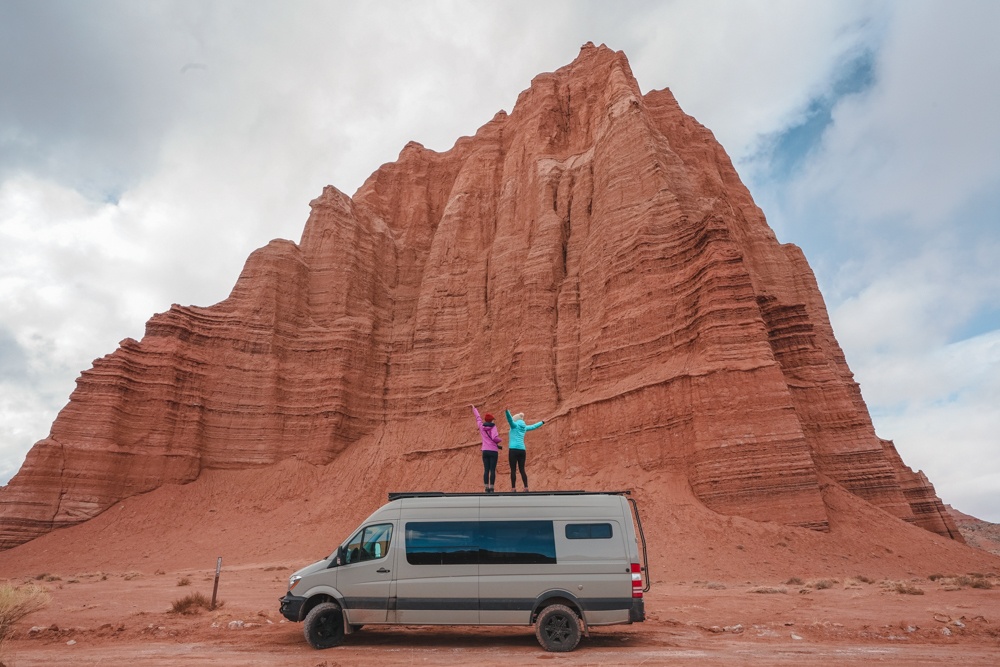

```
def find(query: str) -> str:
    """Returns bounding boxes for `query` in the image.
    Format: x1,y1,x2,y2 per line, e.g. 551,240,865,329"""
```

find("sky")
1,1,998,521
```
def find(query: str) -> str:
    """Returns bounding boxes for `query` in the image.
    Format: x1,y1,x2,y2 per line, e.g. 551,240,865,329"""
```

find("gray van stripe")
344,597,636,612
478,598,534,611
395,597,480,611
342,597,390,610
579,598,634,611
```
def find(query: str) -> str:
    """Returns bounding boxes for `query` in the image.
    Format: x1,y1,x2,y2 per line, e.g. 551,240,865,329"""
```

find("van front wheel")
534,604,581,652
303,602,345,649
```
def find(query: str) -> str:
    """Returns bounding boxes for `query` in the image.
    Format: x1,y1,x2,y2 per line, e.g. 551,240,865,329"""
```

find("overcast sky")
1,1,998,522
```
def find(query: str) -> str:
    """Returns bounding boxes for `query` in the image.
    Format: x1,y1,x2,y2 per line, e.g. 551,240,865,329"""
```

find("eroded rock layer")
0,43,960,549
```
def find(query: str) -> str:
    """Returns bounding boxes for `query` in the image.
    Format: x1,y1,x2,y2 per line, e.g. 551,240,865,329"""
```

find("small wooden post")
210,556,222,610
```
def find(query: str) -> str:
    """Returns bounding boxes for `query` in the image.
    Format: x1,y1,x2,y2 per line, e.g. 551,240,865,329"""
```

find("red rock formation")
0,43,960,549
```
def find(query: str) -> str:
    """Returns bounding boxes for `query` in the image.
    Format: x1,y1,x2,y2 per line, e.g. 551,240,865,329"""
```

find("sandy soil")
2,463,999,665
2,562,999,666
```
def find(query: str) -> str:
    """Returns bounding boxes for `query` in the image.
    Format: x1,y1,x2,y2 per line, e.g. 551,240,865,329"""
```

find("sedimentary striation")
0,43,961,549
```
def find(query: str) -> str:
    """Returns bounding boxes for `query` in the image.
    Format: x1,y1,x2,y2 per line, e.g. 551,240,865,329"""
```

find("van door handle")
377,567,390,573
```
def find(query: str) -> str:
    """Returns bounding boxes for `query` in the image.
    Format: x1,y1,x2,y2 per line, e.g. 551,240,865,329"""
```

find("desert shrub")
928,573,945,581
705,582,726,590
813,579,834,590
0,584,50,649
854,575,875,584
785,577,804,586
954,575,978,587
750,586,787,594
969,578,993,590
170,592,220,614
892,582,924,595
177,577,191,587
32,573,48,581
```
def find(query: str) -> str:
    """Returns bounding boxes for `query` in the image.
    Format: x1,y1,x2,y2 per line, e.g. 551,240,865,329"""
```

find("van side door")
336,522,395,624
393,500,479,625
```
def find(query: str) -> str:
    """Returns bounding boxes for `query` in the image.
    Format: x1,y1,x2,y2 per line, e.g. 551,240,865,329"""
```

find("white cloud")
2,2,998,524
787,2,1000,228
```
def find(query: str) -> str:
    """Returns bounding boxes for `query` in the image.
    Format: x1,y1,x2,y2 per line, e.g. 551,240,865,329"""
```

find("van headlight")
288,574,302,591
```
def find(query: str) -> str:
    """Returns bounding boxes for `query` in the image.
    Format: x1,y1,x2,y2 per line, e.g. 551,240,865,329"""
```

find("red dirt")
3,564,999,666
2,464,999,665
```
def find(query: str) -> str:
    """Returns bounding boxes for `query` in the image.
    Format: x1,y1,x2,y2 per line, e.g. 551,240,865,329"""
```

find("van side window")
565,523,613,539
345,523,393,564
405,521,479,565
405,521,557,565
480,521,556,564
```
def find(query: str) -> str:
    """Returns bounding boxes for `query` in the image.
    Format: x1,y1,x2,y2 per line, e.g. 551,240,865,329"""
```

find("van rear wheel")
534,604,581,652
303,602,345,649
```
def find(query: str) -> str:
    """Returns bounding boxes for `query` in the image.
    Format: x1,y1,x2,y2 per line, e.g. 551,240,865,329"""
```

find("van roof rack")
387,490,632,501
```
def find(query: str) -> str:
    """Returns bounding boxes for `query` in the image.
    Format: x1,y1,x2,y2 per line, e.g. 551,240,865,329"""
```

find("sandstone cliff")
0,43,960,549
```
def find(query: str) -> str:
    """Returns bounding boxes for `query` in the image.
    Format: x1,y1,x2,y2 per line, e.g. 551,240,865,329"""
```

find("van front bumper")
630,598,645,623
279,593,307,622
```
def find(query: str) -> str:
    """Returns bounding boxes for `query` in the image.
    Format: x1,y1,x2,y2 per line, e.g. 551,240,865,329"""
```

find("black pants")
482,451,498,485
509,449,527,488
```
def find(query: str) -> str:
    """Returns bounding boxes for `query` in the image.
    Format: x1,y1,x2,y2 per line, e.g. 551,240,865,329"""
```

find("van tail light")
631,563,643,598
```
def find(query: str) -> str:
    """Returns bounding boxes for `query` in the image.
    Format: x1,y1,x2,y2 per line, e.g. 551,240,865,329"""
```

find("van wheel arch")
531,592,585,626
301,593,336,619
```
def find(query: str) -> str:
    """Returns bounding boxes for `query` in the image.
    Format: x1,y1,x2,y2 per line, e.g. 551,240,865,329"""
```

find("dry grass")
750,586,787,594
812,579,834,590
177,577,191,587
0,583,50,653
170,592,220,615
785,577,804,586
954,574,993,589
889,581,925,595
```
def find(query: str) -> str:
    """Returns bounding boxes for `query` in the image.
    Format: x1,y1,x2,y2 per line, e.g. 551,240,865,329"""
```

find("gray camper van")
279,491,649,652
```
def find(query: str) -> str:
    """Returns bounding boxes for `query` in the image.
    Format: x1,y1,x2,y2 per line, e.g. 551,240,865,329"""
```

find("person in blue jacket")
505,409,544,492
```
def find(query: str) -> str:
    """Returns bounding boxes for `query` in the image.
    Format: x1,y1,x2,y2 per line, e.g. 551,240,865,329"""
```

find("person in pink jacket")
471,405,502,493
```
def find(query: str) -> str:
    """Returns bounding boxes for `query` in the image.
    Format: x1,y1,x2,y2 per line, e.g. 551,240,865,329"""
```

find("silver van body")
279,491,648,651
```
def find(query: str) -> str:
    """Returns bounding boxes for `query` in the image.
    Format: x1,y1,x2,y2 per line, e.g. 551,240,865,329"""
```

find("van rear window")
405,521,556,565
565,523,613,539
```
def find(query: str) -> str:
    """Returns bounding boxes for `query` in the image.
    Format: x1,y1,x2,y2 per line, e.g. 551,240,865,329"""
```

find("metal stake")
210,556,222,610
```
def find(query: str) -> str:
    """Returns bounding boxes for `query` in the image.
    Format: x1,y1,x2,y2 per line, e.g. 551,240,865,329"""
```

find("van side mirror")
331,545,345,568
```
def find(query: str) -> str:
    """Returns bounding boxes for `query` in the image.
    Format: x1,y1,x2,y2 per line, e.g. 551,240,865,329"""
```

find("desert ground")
2,562,999,666
2,465,999,666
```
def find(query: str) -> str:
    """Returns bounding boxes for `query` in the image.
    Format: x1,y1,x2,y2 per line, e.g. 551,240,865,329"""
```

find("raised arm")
471,404,483,428
505,409,515,427
525,420,544,431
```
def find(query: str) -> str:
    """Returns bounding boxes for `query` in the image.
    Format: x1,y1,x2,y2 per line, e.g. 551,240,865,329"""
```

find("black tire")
534,604,581,652
303,602,345,649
